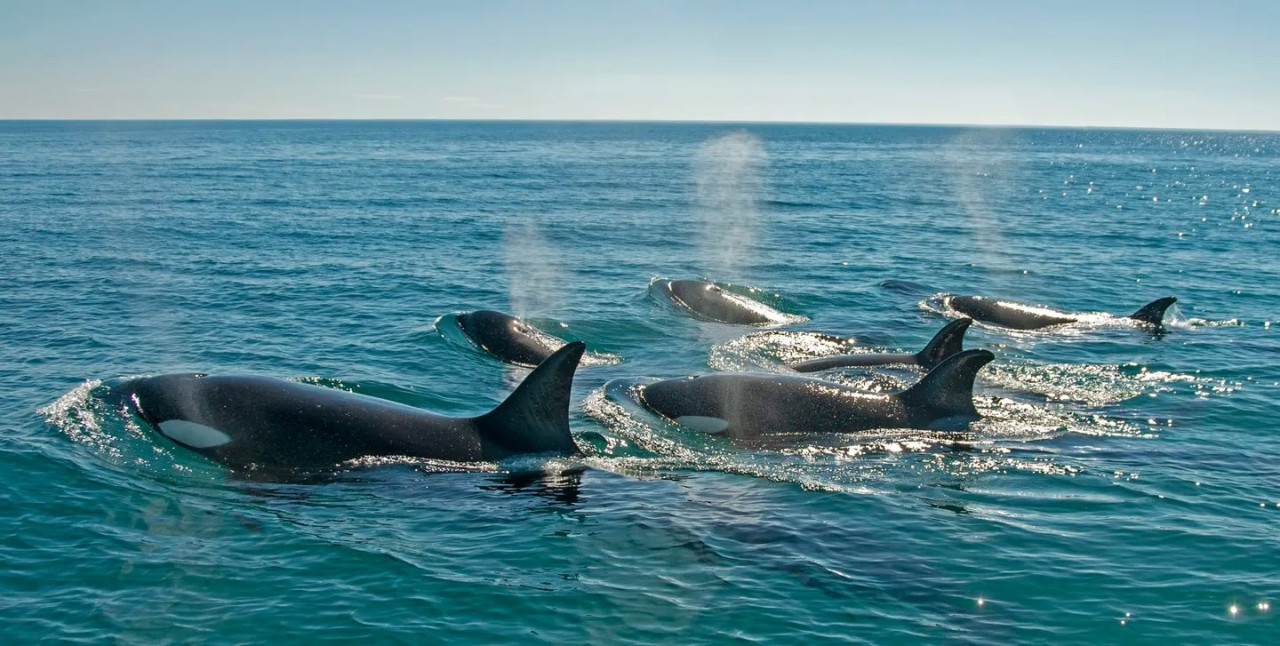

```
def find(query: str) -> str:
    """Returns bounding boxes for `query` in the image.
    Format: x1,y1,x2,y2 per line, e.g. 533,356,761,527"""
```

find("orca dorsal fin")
897,349,994,420
476,341,585,459
1129,296,1176,327
914,318,972,369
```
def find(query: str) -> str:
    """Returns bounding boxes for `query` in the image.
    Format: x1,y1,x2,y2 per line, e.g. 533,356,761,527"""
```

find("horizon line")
0,117,1275,135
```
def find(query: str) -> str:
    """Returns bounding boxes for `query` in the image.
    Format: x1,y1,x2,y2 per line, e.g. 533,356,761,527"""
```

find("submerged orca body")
457,310,566,367
789,318,973,372
659,279,787,325
113,342,586,472
943,294,1176,331
640,349,995,440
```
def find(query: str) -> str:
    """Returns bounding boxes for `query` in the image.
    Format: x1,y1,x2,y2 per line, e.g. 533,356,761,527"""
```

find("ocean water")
3,120,1278,643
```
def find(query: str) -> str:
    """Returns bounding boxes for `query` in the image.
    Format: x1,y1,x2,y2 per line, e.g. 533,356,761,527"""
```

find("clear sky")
2,0,1276,129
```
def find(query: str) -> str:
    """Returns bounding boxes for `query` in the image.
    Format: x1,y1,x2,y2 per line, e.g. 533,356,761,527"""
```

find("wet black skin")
660,279,779,325
944,294,1176,331
457,310,565,367
641,349,995,441
113,342,586,473
790,318,972,372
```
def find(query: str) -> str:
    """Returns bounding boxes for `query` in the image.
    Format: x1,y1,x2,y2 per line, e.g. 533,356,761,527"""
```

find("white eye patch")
158,420,232,448
676,416,730,434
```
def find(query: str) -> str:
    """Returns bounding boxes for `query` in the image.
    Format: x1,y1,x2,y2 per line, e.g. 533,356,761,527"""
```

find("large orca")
111,342,586,472
640,349,994,440
942,294,1176,331
658,279,790,325
789,318,973,373
457,310,566,367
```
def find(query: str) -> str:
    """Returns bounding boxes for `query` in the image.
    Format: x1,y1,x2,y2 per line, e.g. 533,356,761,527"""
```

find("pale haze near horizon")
2,0,1276,131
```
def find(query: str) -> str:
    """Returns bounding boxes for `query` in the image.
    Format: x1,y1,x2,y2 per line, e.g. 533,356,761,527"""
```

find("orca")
640,349,994,441
659,279,789,325
457,310,566,367
789,318,973,372
111,342,586,472
942,294,1176,331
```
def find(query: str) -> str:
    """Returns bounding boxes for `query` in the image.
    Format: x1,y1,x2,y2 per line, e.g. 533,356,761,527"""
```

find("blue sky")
2,0,1276,129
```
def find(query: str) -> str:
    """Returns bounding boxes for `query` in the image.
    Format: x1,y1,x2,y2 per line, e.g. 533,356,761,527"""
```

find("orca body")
457,310,565,367
658,279,790,325
789,318,972,372
113,343,586,472
943,294,1176,331
640,349,994,441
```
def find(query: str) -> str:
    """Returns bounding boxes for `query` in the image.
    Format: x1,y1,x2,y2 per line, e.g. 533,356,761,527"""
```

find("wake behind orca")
111,342,587,473
640,349,995,441
789,318,972,372
941,294,1176,331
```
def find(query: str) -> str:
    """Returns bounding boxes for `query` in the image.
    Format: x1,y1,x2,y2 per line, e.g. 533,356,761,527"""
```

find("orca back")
475,341,585,459
897,349,994,425
458,310,562,366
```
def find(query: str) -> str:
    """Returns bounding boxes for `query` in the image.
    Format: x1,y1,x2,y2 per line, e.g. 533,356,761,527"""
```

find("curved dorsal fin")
1129,297,1176,327
897,349,994,420
476,341,585,459
914,318,972,369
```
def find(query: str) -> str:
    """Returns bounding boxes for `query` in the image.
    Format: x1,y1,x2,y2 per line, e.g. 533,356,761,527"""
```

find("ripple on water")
11,122,1280,643
708,330,855,371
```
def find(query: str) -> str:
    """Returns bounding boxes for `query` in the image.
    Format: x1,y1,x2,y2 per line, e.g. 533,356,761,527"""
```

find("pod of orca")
107,277,1179,475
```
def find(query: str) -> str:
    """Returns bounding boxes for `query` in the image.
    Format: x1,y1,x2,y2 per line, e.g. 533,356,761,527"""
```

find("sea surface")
2,120,1278,643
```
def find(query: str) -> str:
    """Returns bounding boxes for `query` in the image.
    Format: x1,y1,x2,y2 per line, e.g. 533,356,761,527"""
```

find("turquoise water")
3,121,1278,643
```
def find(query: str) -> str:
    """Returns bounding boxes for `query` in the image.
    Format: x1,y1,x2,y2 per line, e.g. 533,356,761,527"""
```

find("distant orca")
640,349,995,440
942,294,1176,331
111,342,586,472
789,318,973,373
457,310,565,367
659,279,789,325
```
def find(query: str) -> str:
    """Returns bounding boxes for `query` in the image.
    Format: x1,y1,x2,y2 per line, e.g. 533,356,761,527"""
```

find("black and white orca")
112,342,587,472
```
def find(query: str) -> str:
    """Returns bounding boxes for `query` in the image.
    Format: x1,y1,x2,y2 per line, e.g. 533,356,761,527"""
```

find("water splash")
981,361,1186,405
38,378,207,478
694,132,768,279
38,379,118,459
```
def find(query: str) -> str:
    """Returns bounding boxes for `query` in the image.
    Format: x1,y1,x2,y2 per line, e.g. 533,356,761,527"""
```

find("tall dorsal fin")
914,318,972,369
1129,296,1176,327
897,349,994,420
476,341,585,459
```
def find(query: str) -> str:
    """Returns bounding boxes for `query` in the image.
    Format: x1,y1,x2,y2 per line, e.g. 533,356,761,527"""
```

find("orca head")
664,280,708,305
640,376,719,425
458,310,519,341
127,373,235,450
